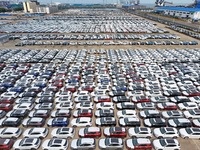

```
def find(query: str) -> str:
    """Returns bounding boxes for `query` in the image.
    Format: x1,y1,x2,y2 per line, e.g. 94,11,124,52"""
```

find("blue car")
51,117,69,127
34,82,47,88
112,86,127,91
9,86,25,93
1,82,14,88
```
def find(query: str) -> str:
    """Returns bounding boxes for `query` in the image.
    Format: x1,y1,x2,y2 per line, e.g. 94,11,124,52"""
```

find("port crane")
155,0,173,7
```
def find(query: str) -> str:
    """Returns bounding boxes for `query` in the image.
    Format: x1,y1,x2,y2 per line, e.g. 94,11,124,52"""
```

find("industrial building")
156,7,200,20
155,0,200,20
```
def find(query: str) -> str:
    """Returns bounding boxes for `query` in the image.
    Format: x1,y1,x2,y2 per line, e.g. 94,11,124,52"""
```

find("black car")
20,92,37,98
7,109,29,118
1,117,22,127
144,118,166,127
109,90,126,97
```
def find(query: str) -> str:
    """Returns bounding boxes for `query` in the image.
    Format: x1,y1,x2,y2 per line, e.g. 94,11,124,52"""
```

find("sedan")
144,118,166,127
119,117,140,127
104,127,127,138
73,109,93,118
79,127,101,138
168,118,192,128
0,139,14,150
153,127,178,138
13,138,41,150
179,127,200,139
96,102,114,110
47,117,69,127
71,117,92,127
117,110,137,118
23,128,48,139
42,138,68,150
71,138,96,150
126,138,152,150
99,138,123,150
95,109,114,117
153,139,180,150
51,127,75,139
96,117,116,126
0,127,22,139
22,117,45,127
128,127,152,138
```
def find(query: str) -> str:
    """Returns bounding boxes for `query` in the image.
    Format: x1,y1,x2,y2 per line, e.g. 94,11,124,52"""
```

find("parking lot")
0,9,200,150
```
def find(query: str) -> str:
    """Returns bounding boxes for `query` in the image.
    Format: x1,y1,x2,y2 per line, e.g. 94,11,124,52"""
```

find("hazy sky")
40,0,194,4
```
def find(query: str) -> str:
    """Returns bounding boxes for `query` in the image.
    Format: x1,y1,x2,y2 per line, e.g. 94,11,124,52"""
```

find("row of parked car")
1,48,199,63
0,136,181,150
0,15,168,34
11,33,180,41
15,40,198,47
133,11,200,39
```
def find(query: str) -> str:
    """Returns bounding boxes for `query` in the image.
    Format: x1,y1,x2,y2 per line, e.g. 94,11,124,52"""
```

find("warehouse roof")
156,6,200,13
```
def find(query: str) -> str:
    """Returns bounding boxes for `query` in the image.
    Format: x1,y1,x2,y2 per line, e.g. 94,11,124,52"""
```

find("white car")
153,139,180,150
94,95,111,103
71,138,96,150
55,91,72,97
153,127,178,138
71,117,92,127
184,109,200,119
126,138,152,150
99,138,123,150
162,110,184,119
96,102,114,110
91,90,107,97
13,138,41,150
55,96,72,103
178,102,198,110
74,91,90,97
136,102,155,110
139,110,160,118
23,128,48,139
179,127,200,139
79,127,101,137
74,95,91,103
51,110,71,118
56,102,74,110
127,90,144,97
128,127,152,138
117,110,137,118
76,102,94,109
13,103,34,110
0,127,22,139
1,92,19,98
51,127,75,138
42,138,68,150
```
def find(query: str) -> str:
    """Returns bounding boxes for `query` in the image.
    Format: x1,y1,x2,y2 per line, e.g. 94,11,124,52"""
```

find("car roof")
136,138,151,144
87,127,100,132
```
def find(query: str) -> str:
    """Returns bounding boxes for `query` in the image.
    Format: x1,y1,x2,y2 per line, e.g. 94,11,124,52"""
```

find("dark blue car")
51,117,69,127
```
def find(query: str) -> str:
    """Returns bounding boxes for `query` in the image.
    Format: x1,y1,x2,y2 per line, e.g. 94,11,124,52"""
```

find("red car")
51,81,63,88
0,97,15,104
79,127,101,138
0,139,14,150
79,86,94,92
65,86,76,93
104,127,127,138
73,109,93,118
157,102,177,110
94,96,111,103
0,104,13,111
183,90,200,97
126,138,152,150
132,96,150,103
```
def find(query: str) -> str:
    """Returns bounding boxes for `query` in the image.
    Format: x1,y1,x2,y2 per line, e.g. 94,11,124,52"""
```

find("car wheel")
15,149,20,150
73,125,77,128
31,148,36,150
146,136,151,139
184,136,189,139
173,136,177,138
132,136,137,138
188,117,192,119
158,136,163,139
